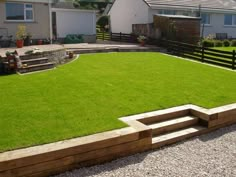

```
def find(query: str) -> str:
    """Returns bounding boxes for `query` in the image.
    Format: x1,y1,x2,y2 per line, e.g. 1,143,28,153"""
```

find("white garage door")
55,10,96,38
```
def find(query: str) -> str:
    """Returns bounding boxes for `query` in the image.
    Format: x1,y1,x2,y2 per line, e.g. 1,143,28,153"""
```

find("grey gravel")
55,124,236,177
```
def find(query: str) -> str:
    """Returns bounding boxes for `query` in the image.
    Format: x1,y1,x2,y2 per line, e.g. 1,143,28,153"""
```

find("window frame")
224,14,236,26
201,13,211,25
158,9,176,15
5,2,34,22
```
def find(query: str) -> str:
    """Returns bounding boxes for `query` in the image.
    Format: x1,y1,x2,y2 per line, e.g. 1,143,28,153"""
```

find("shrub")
231,40,236,46
223,40,230,47
97,16,109,29
16,25,27,40
214,40,223,47
202,40,214,47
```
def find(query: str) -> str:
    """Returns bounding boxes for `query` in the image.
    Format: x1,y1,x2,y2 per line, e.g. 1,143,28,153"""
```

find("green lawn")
213,47,236,51
0,52,236,152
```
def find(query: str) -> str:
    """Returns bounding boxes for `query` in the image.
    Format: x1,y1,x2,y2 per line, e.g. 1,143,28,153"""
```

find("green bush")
214,40,223,47
96,28,101,33
223,40,230,47
202,40,214,47
231,40,236,46
97,16,109,28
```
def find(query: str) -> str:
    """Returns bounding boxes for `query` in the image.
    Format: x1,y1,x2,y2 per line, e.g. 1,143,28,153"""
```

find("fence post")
201,46,204,62
120,32,122,42
103,30,105,41
177,43,181,56
232,50,236,70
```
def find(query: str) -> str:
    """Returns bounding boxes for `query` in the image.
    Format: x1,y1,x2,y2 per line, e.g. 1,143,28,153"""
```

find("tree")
73,0,113,13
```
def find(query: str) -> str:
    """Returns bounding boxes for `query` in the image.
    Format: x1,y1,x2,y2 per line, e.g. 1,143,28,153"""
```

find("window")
6,3,34,21
182,12,190,16
201,13,210,25
224,14,236,26
158,10,176,15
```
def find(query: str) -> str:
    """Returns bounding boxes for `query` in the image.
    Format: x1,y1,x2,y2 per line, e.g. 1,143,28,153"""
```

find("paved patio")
0,41,161,57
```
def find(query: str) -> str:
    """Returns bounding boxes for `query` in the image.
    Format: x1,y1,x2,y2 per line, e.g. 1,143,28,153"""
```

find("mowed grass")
213,47,236,51
0,52,236,152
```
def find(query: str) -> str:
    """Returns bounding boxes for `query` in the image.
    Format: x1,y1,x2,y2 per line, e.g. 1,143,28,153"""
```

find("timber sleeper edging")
0,103,236,177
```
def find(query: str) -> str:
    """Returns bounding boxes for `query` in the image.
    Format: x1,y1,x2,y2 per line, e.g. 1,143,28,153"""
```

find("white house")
109,0,236,38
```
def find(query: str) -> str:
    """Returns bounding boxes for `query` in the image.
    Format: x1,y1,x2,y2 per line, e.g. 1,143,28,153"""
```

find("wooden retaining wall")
0,122,151,177
0,104,235,177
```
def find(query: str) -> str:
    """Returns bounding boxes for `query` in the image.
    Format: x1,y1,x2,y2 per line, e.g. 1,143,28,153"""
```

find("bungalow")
109,0,236,38
0,0,97,43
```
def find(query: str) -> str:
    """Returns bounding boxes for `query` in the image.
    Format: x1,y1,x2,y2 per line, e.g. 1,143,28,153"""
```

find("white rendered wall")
55,10,96,38
201,13,236,38
109,0,149,33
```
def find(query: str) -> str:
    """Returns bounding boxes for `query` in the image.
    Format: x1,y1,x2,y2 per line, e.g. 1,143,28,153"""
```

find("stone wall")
20,49,66,65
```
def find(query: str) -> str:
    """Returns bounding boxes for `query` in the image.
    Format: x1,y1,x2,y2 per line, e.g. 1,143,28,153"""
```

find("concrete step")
21,57,49,66
18,63,54,74
149,116,199,136
152,126,206,149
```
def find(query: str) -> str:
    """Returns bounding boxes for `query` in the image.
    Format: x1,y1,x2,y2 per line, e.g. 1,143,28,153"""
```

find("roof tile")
144,0,236,10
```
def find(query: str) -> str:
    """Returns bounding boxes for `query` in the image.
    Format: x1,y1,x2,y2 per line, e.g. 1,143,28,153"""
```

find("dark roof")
144,0,236,11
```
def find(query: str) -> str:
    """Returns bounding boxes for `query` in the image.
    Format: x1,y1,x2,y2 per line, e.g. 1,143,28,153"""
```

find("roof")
6,0,52,3
52,1,75,9
144,0,236,11
155,14,201,20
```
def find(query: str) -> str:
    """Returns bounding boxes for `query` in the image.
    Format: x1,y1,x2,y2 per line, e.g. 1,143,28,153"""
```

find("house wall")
109,0,149,33
55,10,96,38
0,2,50,39
202,13,236,38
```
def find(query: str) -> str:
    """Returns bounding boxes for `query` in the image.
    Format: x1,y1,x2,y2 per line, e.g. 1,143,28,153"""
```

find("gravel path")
55,124,236,177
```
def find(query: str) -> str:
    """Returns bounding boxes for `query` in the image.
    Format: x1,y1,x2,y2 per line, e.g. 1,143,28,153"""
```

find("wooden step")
152,126,206,149
18,63,54,74
149,116,199,136
21,57,49,66
139,109,189,125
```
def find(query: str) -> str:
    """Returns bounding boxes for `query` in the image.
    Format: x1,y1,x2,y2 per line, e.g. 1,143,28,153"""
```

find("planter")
37,40,43,45
140,41,145,47
69,52,74,59
16,40,24,48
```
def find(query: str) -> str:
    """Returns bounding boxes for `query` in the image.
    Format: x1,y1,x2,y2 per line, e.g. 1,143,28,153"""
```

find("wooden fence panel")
161,39,235,70
96,30,138,43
